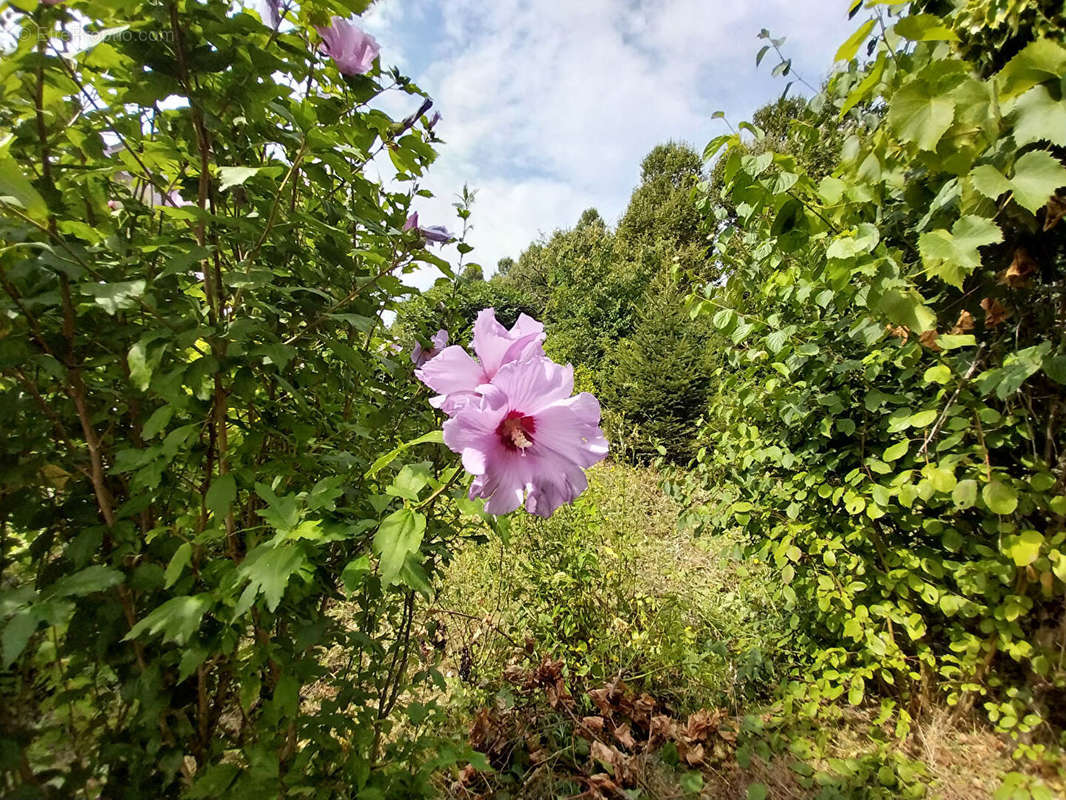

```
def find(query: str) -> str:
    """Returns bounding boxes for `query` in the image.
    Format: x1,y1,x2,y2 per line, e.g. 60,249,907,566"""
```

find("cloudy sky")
361,0,856,280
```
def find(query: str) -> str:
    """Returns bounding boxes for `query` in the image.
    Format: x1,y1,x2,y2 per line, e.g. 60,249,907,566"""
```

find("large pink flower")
316,17,380,76
415,308,545,414
442,358,608,517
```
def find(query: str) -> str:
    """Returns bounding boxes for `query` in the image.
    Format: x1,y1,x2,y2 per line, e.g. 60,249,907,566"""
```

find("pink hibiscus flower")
442,357,608,517
415,308,545,414
316,17,380,76
411,329,448,368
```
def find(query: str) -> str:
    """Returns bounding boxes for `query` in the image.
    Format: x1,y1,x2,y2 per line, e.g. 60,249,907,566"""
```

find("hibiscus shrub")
0,0,525,796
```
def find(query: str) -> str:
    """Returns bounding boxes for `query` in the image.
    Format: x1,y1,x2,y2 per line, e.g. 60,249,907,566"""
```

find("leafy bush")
0,1,480,796
679,0,1066,747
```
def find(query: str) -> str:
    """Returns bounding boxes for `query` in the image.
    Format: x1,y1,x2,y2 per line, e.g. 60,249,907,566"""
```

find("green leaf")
889,79,956,151
835,19,876,62
45,565,123,599
235,545,307,614
872,288,937,333
712,308,736,330
124,594,211,645
0,157,47,219
908,409,938,428
842,53,886,115
373,508,426,586
1044,354,1066,385
1006,530,1043,567
1012,85,1066,147
983,481,1018,515
164,543,192,589
127,340,153,392
923,364,951,384
894,14,958,42
217,166,263,190
206,473,237,519
680,771,704,794
848,674,865,705
970,165,1012,200
918,215,1002,288
937,334,977,350
952,479,977,509
996,38,1066,101
884,440,909,462
366,430,444,478
2,610,38,668
82,280,147,314
386,462,433,502
340,555,371,595
141,406,174,440
1010,150,1066,214
746,784,769,800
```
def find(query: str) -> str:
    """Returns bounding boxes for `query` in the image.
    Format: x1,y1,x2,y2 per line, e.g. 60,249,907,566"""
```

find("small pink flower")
416,308,545,414
316,17,380,76
403,211,453,246
412,329,448,368
442,357,608,517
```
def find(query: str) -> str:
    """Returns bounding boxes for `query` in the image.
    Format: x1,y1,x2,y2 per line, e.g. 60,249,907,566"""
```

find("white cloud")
364,0,856,283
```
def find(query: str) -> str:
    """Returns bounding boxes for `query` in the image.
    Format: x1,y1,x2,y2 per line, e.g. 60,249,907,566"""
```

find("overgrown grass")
432,462,788,713
420,464,1065,799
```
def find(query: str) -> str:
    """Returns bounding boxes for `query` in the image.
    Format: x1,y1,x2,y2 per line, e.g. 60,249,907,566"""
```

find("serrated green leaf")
366,430,444,478
340,555,371,595
996,38,1066,101
1011,84,1066,147
217,166,262,191
894,14,958,42
82,280,147,314
235,545,306,615
45,565,123,599
1010,150,1066,213
889,79,955,151
124,594,211,645
918,215,1002,288
970,164,1012,200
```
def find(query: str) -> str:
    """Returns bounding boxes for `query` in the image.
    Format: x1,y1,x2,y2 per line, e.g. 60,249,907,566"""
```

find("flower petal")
489,358,574,415
415,345,486,397
472,308,546,378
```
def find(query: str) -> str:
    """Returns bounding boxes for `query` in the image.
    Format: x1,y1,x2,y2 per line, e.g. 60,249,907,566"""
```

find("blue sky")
361,0,857,280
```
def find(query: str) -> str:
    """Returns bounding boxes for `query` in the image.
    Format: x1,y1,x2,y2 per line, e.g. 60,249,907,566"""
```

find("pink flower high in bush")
316,17,380,76
418,309,608,517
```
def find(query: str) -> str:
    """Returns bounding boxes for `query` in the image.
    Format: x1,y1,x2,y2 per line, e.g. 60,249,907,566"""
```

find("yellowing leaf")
983,480,1018,515
1006,530,1043,567
835,19,876,63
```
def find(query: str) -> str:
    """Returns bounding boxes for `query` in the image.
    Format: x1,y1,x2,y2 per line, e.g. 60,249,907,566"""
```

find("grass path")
420,464,1061,799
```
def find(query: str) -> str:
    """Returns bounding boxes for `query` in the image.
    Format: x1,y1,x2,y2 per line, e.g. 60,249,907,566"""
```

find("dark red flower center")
496,410,536,452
